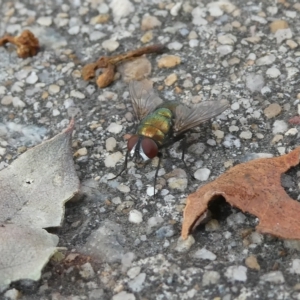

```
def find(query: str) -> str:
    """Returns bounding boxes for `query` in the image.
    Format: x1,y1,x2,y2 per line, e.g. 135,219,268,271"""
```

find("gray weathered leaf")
0,224,58,291
0,119,80,228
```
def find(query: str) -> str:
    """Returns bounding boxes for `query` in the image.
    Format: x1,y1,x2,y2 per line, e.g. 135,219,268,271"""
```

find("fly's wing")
173,99,229,135
129,79,164,121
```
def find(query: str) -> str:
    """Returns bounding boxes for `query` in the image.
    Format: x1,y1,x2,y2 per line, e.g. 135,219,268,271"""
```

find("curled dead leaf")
182,147,300,240
0,30,39,58
82,44,166,88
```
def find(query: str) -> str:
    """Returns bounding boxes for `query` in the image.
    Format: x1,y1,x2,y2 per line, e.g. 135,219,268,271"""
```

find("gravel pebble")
256,54,276,66
107,123,123,134
266,67,281,78
48,84,60,95
117,184,130,193
175,236,195,252
164,73,178,86
245,255,260,270
239,131,252,140
129,210,143,224
193,248,216,261
112,291,135,300
272,120,288,134
141,15,161,30
202,271,220,286
102,39,120,52
37,16,52,26
26,72,38,84
156,225,175,238
1,95,13,106
127,266,141,279
128,273,146,292
264,103,282,119
194,168,211,181
246,73,265,93
106,137,117,151
260,271,285,284
157,55,181,68
290,259,300,274
225,266,247,282
105,151,123,168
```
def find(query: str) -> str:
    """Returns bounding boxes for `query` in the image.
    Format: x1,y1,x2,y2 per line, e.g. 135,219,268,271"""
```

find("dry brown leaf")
182,147,300,240
82,44,166,88
0,30,39,58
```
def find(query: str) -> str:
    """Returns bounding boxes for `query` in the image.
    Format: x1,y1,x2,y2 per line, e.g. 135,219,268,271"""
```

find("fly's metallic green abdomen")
137,106,174,146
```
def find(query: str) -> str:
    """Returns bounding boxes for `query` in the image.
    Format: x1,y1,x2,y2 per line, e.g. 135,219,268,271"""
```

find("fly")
110,79,229,196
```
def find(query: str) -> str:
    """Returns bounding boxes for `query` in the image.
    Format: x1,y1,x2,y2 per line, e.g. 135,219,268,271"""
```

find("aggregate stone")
141,15,162,30
112,291,135,300
129,210,143,224
192,248,216,260
225,266,247,282
194,168,211,181
102,39,120,52
290,259,300,275
272,120,288,134
202,271,221,286
157,55,181,68
260,271,285,284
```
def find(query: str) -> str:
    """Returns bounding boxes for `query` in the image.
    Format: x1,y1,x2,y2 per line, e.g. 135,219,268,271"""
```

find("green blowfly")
111,79,229,195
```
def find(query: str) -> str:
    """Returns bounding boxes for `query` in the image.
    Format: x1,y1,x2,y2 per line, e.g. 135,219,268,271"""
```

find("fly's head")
127,135,158,163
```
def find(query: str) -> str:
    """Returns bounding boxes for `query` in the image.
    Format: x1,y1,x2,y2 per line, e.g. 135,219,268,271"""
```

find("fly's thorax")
137,108,173,146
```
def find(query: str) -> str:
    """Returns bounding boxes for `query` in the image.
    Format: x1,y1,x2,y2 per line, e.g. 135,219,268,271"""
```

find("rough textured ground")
1,0,300,299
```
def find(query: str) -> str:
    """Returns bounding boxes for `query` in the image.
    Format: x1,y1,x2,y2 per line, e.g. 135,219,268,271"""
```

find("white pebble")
272,120,288,134
256,54,276,66
193,248,216,260
37,16,52,26
112,291,136,300
231,102,239,110
266,67,281,78
246,73,265,93
239,131,252,140
127,266,141,279
167,41,183,50
90,31,106,41
26,72,38,84
68,26,80,35
217,45,233,57
189,39,199,48
194,168,211,181
175,236,195,252
275,28,292,44
12,97,25,108
105,151,123,168
110,0,135,23
170,2,182,16
48,84,60,94
129,210,143,224
225,266,247,282
117,184,130,193
285,128,298,136
102,39,120,52
146,186,156,197
290,259,300,275
260,271,285,283
106,137,117,151
52,109,60,116
70,90,85,99
107,123,123,134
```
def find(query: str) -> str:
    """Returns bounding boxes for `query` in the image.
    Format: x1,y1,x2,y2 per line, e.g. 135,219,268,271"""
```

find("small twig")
82,44,166,88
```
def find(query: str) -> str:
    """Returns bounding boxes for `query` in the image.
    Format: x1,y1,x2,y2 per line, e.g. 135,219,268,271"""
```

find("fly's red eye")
141,138,158,159
127,135,139,151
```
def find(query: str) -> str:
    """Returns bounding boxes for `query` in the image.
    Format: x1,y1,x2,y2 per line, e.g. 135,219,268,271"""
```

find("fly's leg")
180,137,196,180
108,150,129,180
153,152,162,198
